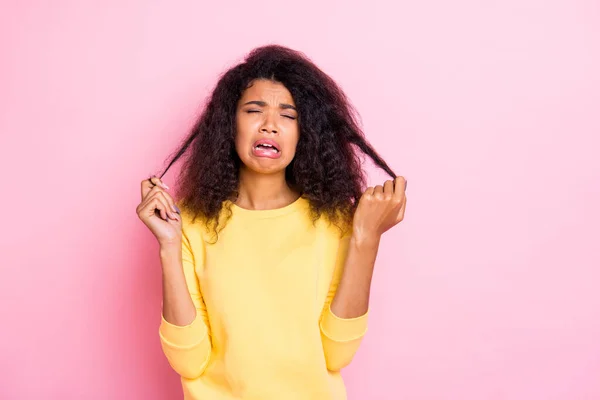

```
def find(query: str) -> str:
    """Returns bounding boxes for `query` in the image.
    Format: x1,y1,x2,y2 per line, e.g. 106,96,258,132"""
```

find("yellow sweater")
159,196,368,399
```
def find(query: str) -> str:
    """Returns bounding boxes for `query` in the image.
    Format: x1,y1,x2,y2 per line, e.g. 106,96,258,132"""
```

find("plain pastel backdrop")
1,0,599,399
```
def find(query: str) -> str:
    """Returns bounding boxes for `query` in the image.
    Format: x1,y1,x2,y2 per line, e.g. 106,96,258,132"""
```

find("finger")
143,190,177,221
158,188,180,214
373,185,384,197
393,176,407,201
146,184,179,215
153,194,179,221
138,189,176,221
141,178,155,201
137,184,159,215
140,183,165,205
142,176,175,201
142,176,169,199
163,191,181,214
156,191,180,220
363,187,374,197
383,180,394,197
150,176,169,190
141,196,169,221
152,177,170,192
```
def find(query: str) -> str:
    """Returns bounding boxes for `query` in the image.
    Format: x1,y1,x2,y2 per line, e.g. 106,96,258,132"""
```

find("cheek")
235,120,251,148
285,130,300,156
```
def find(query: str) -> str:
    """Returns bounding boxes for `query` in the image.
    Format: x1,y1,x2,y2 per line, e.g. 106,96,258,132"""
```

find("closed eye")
247,110,296,120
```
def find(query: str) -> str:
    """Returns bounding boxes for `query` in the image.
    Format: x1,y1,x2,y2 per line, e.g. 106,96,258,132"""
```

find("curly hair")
154,44,396,239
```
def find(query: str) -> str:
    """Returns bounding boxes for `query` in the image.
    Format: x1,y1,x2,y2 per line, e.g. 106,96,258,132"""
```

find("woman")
136,45,407,399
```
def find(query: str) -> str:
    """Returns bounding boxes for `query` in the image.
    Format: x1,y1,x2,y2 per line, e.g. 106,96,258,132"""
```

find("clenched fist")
136,177,182,246
352,176,407,241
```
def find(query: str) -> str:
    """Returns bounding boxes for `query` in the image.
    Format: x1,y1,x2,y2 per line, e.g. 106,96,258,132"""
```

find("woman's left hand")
352,176,407,241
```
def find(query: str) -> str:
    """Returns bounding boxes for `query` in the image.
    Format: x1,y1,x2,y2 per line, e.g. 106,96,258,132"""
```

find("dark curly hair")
154,44,396,239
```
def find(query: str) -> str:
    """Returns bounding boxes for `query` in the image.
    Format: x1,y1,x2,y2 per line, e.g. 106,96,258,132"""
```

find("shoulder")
314,212,353,246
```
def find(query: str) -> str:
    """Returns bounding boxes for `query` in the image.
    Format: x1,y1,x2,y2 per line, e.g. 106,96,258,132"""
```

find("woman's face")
235,79,299,175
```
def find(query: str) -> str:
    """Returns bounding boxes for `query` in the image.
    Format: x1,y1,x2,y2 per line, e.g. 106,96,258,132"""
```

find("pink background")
1,1,599,399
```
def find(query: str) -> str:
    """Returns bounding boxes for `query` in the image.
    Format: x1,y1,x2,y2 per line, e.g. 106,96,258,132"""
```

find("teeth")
256,143,278,151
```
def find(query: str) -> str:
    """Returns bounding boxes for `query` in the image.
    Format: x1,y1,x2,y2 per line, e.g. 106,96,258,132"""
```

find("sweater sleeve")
158,223,212,379
319,231,369,372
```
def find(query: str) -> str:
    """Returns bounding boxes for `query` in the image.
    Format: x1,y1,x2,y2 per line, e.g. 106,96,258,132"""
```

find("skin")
331,177,407,318
233,79,301,210
136,78,407,326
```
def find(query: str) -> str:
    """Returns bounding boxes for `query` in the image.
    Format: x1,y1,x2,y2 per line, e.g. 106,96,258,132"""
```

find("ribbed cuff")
320,305,369,342
159,314,208,349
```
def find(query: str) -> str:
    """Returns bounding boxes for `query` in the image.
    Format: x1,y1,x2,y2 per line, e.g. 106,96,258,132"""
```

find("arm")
330,235,379,318
158,229,212,379
320,176,407,371
319,233,377,372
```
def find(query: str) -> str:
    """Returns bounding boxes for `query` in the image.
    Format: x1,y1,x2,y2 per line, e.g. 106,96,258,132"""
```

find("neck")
235,167,300,210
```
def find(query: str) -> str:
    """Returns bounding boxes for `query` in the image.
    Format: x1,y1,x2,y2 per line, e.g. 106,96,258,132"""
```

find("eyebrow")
243,100,297,111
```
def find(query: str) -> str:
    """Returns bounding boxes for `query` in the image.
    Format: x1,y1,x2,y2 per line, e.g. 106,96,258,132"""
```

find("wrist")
159,242,181,258
350,232,381,249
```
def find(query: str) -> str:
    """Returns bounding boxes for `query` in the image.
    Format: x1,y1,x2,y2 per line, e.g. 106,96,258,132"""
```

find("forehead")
240,79,295,104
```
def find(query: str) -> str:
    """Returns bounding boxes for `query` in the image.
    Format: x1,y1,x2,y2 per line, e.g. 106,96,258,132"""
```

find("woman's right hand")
136,176,182,247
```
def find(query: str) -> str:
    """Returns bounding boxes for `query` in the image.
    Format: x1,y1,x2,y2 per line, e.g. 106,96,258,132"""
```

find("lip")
253,139,281,152
252,138,281,159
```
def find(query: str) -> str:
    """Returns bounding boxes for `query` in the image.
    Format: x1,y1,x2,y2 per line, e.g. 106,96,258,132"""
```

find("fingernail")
161,182,170,190
174,205,181,214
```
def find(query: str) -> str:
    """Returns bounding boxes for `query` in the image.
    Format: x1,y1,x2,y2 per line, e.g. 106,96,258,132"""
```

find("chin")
241,156,290,175
245,163,287,175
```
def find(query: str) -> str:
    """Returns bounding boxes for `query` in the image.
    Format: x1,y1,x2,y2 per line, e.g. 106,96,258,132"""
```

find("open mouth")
254,143,280,153
252,140,281,158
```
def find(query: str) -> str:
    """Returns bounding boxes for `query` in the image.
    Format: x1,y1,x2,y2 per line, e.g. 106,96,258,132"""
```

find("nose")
260,113,278,135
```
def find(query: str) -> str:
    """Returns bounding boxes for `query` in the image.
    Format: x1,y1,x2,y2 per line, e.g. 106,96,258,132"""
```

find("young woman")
136,45,407,399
